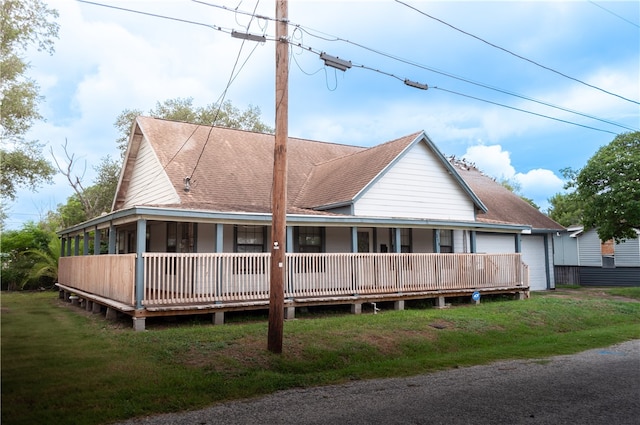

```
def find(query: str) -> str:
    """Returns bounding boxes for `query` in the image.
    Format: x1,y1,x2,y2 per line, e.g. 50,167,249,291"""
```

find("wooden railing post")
135,219,146,309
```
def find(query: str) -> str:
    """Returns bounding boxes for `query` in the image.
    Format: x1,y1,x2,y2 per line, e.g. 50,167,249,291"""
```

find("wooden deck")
57,252,529,329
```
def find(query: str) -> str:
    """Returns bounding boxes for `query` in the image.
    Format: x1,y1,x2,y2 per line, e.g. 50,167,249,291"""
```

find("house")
56,117,564,330
554,226,640,286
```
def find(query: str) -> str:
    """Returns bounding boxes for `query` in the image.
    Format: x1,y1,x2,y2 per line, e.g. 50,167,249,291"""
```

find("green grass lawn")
2,288,639,425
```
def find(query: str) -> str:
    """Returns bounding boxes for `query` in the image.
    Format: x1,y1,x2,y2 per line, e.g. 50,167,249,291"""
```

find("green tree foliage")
48,155,120,229
574,131,639,242
114,97,274,155
546,192,582,227
0,0,59,201
1,221,56,290
53,98,273,229
547,168,583,227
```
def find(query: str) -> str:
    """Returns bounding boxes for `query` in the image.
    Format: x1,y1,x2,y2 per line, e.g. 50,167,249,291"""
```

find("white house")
56,117,565,330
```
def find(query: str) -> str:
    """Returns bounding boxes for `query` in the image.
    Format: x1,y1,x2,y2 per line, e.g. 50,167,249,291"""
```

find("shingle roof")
452,160,564,231
123,116,563,231
135,116,362,213
295,132,421,208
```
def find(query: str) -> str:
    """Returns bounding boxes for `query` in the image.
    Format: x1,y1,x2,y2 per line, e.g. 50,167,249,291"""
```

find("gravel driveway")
116,339,640,425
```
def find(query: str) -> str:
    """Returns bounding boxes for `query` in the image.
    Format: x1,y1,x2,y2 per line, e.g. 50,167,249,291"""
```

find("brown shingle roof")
452,161,564,231
295,132,421,208
126,117,562,231
136,116,362,212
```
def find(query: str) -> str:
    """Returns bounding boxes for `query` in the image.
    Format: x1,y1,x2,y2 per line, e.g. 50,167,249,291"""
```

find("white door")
522,235,550,291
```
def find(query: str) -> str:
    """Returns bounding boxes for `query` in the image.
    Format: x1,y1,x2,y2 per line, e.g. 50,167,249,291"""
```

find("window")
390,228,412,253
440,229,453,253
235,225,266,253
297,227,324,253
167,222,197,253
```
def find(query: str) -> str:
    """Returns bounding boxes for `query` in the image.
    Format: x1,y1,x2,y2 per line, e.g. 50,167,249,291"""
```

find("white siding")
325,227,352,253
413,228,433,253
148,222,166,252
522,235,551,291
123,137,180,208
553,234,579,266
197,223,216,253
614,238,640,267
577,229,602,267
475,233,515,254
354,143,476,220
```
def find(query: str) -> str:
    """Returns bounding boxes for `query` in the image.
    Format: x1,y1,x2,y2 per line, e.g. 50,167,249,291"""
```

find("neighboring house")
57,117,564,330
554,226,640,286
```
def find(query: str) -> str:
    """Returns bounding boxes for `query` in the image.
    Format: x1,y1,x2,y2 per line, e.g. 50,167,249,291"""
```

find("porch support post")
515,234,522,253
133,317,146,332
544,234,552,289
66,236,72,257
394,300,405,310
215,224,224,252
83,231,90,255
351,303,362,314
394,228,401,253
213,311,224,325
470,231,477,253
94,226,101,255
285,306,295,320
108,223,116,254
433,229,441,253
135,218,146,310
74,235,80,256
436,296,446,308
351,227,358,253
60,237,66,257
286,226,293,252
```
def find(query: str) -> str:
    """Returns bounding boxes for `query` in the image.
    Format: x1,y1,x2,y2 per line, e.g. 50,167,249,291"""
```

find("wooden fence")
142,252,528,306
58,255,136,305
57,253,528,308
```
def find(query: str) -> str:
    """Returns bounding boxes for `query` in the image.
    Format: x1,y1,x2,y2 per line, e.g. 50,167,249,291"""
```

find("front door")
358,229,374,253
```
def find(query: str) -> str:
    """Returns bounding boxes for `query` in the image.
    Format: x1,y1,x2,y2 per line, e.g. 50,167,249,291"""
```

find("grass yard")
2,287,639,425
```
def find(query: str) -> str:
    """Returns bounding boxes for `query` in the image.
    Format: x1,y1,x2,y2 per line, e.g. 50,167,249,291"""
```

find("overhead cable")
192,0,637,132
394,0,639,105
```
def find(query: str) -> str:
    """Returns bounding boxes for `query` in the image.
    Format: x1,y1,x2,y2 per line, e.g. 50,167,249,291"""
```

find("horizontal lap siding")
123,137,180,208
354,143,475,221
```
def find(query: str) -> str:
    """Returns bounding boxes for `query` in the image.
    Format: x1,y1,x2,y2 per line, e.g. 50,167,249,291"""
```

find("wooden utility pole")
268,0,288,354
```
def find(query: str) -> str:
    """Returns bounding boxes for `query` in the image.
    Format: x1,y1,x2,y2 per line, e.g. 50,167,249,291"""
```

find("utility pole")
268,0,288,354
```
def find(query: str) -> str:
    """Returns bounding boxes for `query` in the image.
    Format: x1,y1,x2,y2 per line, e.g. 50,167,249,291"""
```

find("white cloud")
462,144,516,180
462,144,564,210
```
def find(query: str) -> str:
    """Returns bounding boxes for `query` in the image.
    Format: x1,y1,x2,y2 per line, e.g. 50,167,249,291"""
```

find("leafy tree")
547,168,583,226
53,98,273,229
114,97,274,155
546,192,582,227
574,131,639,242
1,221,55,290
1,0,59,201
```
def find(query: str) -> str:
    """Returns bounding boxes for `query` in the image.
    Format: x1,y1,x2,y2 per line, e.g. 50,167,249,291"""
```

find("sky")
5,0,639,229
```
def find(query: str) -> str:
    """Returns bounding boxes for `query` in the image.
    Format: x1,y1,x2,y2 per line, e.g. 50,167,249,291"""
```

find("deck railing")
58,254,136,305
57,253,528,307
142,252,527,306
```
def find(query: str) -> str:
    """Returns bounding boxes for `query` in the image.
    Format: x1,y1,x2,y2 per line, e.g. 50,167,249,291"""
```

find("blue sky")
5,0,639,229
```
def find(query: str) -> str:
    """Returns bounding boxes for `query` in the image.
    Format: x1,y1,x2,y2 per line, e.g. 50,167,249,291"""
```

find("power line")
588,0,640,29
193,0,637,132
189,0,264,180
79,0,633,137
431,87,618,135
76,0,232,33
394,0,640,106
